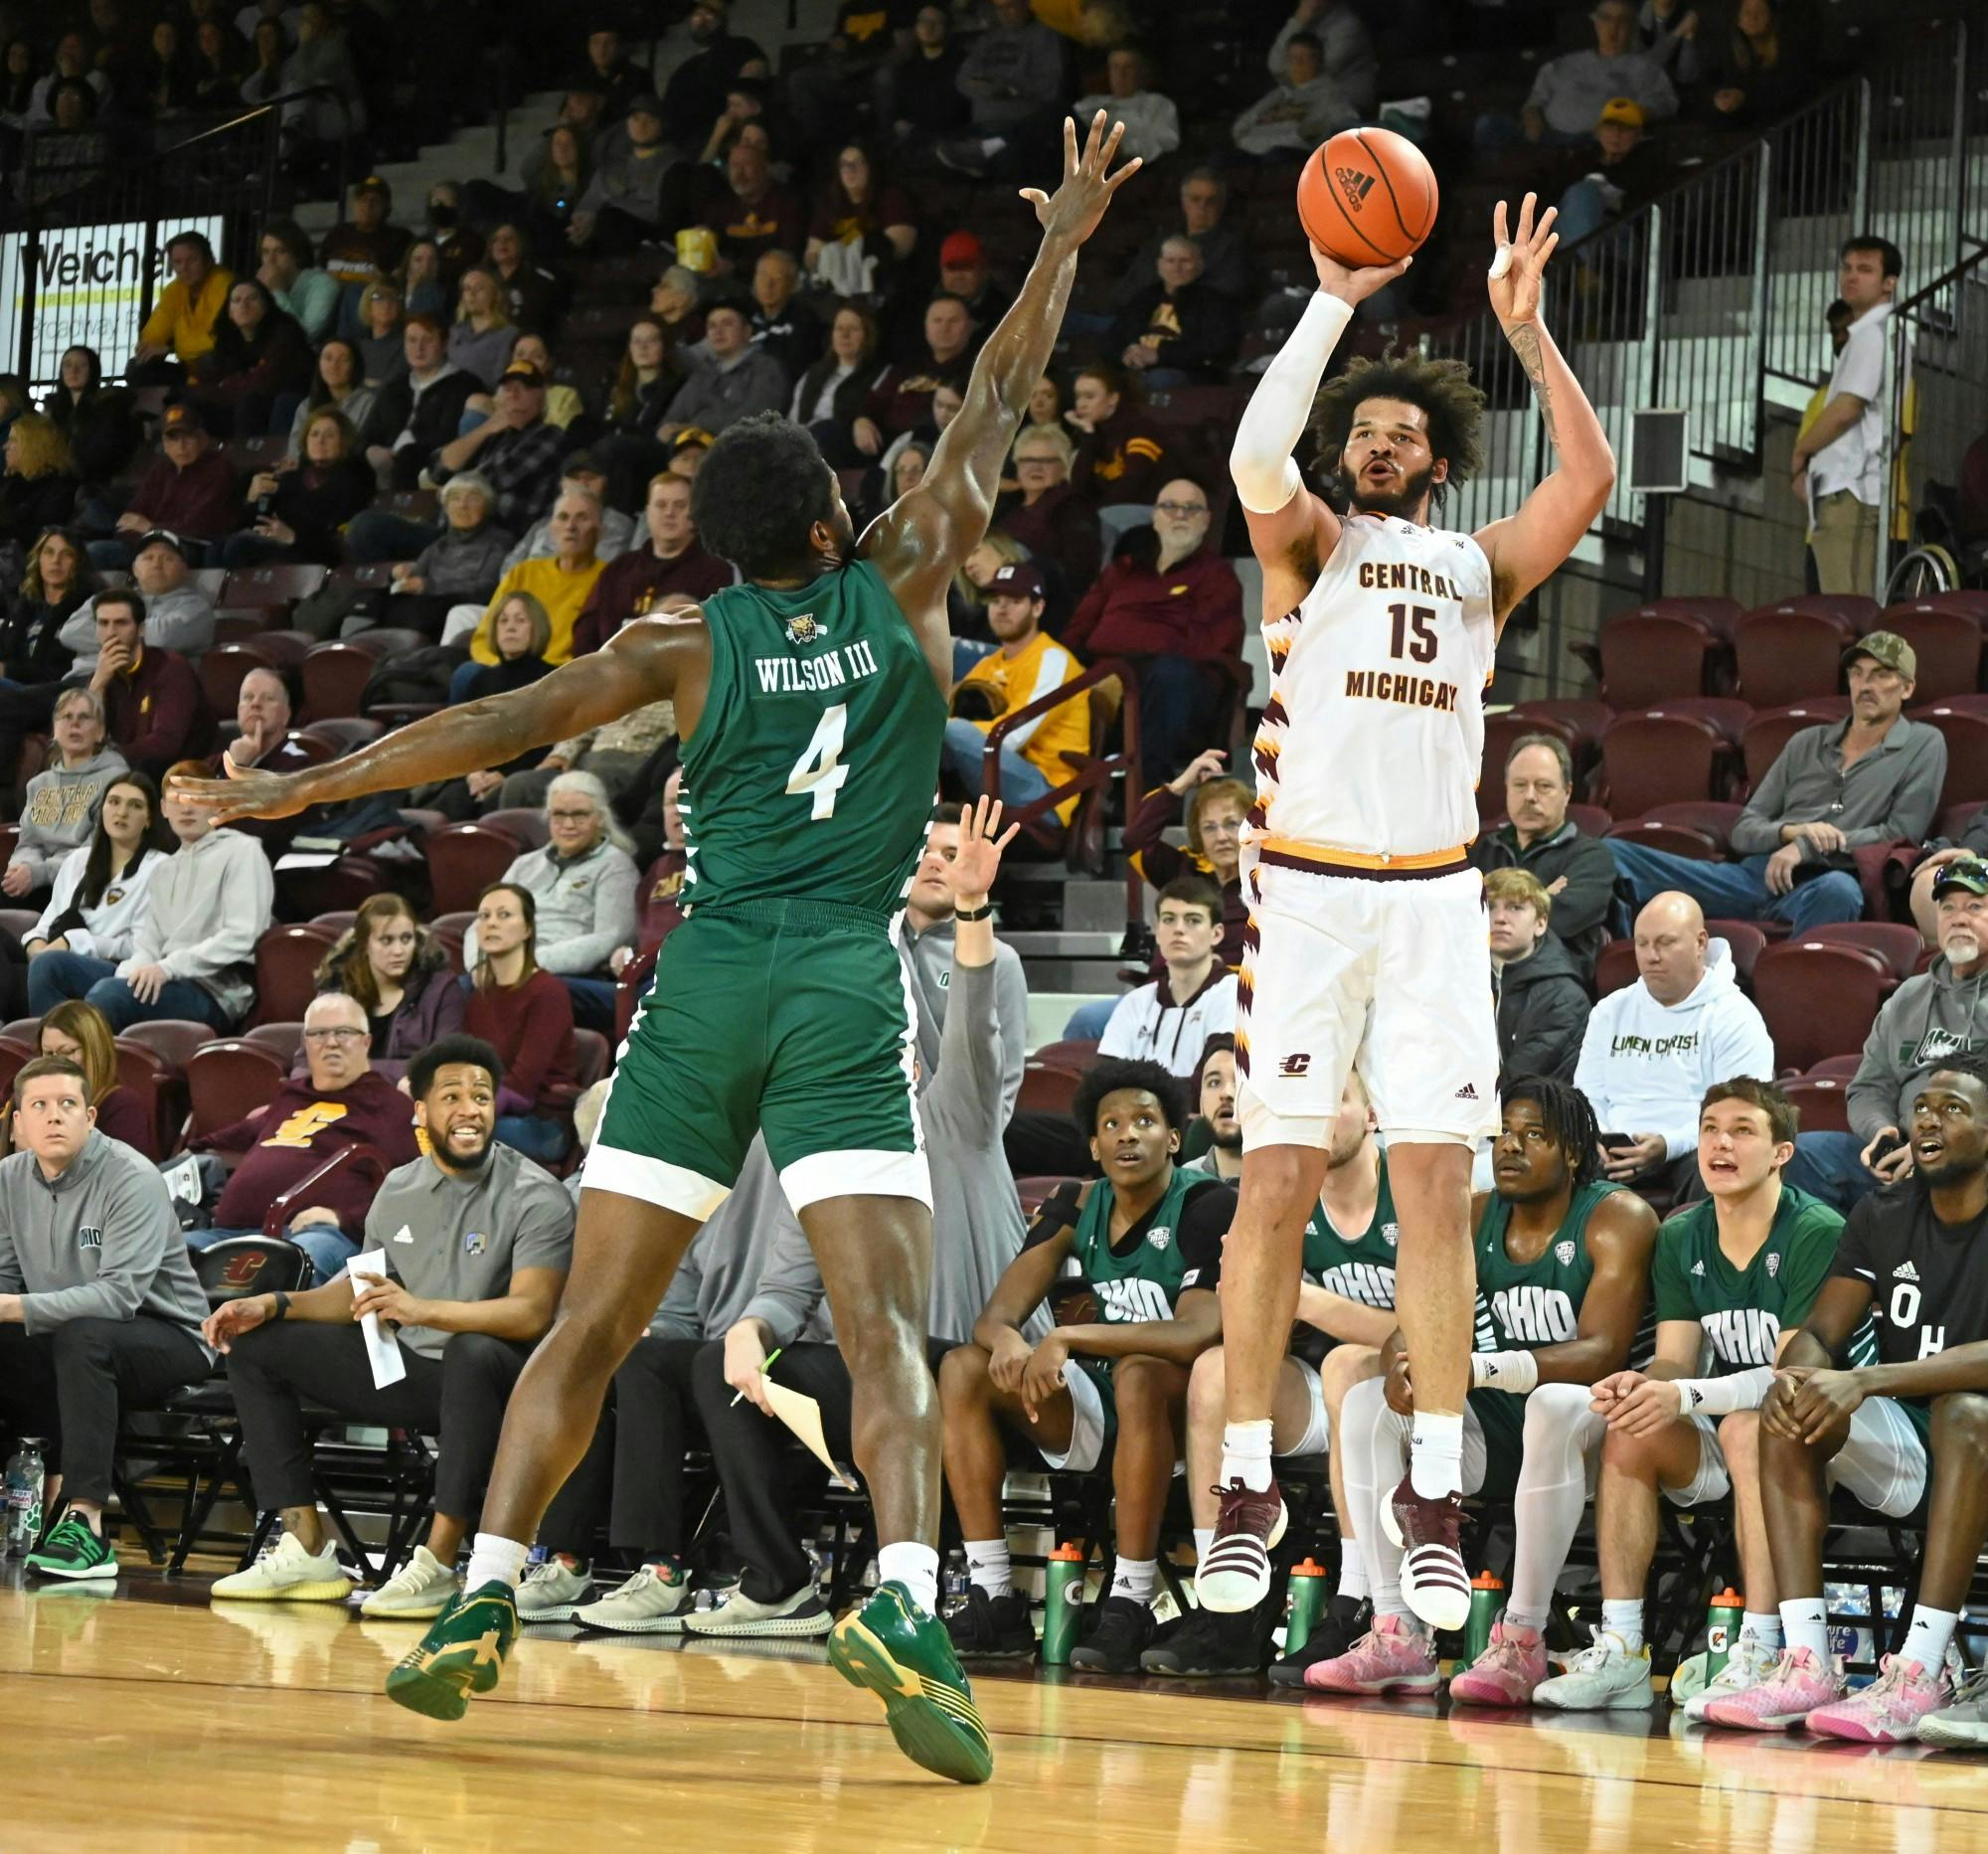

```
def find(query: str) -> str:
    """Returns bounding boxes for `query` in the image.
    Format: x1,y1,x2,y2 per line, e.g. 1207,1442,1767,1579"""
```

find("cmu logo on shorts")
1334,165,1376,209
1278,1053,1310,1078
77,1226,102,1251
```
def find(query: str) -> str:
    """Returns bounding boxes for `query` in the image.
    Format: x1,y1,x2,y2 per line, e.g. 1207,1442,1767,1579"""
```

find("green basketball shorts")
585,898,929,1219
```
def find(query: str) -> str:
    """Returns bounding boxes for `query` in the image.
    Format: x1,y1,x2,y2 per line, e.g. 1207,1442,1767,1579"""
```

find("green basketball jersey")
1303,1152,1399,1312
680,560,947,915
1651,1184,1864,1373
1472,1179,1619,1351
1071,1167,1212,1324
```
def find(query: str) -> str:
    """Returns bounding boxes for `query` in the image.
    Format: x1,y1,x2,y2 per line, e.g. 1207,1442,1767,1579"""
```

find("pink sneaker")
1448,1620,1549,1706
1700,1646,1846,1730
1805,1655,1953,1743
1303,1612,1439,1696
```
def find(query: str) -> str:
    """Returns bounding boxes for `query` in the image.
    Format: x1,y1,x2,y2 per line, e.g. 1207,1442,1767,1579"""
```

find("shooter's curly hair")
1311,351,1488,488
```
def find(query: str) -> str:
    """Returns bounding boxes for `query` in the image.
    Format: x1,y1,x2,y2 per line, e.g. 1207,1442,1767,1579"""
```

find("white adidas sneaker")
360,1545,460,1619
1533,1627,1656,1711
210,1532,352,1603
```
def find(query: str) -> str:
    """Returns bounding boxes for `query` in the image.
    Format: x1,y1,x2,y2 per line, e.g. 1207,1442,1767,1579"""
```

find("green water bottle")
1283,1558,1328,1653
1465,1571,1507,1663
1706,1587,1744,1680
1041,1543,1086,1665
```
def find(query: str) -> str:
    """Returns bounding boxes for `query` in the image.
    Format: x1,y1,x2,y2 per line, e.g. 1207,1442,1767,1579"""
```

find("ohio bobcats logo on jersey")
784,612,823,646
1147,1226,1173,1253
1335,165,1375,208
1095,1276,1174,1322
1555,1240,1575,1267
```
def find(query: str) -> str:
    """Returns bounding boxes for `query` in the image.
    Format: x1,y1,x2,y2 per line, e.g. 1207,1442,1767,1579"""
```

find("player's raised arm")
1229,243,1408,609
867,110,1140,617
1473,193,1617,625
168,615,708,825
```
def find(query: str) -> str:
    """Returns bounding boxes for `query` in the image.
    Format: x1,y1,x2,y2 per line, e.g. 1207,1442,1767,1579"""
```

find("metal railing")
2,84,354,389
1402,18,1981,691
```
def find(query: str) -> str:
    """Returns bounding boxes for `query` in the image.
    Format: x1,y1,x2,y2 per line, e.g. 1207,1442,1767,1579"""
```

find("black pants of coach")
602,1334,710,1560
0,1317,210,1507
225,1322,592,1547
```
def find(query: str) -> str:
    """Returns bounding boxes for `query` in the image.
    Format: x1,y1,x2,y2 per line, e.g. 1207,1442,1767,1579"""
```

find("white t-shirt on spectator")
1811,300,1893,506
1098,968,1237,1078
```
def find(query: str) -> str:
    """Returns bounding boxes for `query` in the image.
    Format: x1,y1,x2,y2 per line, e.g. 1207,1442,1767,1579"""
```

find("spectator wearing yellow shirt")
445,489,605,702
128,233,235,385
942,561,1086,822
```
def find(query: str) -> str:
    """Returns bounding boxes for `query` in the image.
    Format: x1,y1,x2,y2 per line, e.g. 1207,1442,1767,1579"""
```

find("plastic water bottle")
1283,1558,1328,1655
1466,1571,1508,1664
4,1440,46,1556
1706,1587,1744,1680
1042,1543,1086,1665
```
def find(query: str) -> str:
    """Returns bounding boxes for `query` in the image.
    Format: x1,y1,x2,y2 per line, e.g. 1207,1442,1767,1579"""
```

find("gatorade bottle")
1284,1559,1328,1654
1466,1571,1507,1664
1042,1543,1086,1665
1706,1588,1744,1680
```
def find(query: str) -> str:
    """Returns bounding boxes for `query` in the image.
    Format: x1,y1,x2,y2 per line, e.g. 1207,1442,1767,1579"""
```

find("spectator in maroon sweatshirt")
1062,478,1242,784
995,422,1101,618
1067,362,1174,514
87,590,209,777
462,880,578,1166
569,473,734,657
85,403,238,571
181,990,423,1283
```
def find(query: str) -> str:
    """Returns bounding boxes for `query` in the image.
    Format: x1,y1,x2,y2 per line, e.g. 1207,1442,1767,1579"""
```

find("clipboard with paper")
761,1378,858,1491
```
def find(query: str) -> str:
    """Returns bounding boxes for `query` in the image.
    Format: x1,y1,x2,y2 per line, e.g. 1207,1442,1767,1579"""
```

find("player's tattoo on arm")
1507,323,1560,451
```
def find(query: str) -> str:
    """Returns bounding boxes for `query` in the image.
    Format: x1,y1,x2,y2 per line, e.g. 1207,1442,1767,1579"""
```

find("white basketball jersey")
1245,512,1495,867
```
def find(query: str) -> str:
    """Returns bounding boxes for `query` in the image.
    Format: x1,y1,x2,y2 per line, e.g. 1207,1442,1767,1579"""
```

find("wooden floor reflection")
6,1573,1987,1852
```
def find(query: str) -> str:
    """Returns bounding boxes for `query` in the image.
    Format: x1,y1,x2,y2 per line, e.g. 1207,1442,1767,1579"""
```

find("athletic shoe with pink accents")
1302,1612,1440,1696
1805,1654,1953,1744
1448,1620,1550,1707
1699,1646,1845,1730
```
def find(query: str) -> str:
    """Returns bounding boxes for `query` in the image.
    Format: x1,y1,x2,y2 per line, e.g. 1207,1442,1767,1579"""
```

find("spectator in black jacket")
0,415,78,552
877,3,962,155
661,2,769,158
1488,868,1589,1085
1105,239,1242,389
41,346,138,487
218,408,374,568
184,278,314,438
1470,733,1616,979
790,301,886,465
0,527,96,701
364,314,479,492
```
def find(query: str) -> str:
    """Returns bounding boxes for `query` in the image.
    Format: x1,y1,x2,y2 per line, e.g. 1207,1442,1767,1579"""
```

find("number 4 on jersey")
786,702,850,820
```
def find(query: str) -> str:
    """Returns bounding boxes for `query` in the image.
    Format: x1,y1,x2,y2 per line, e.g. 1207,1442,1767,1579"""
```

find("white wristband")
1470,1350,1540,1395
1672,1367,1776,1417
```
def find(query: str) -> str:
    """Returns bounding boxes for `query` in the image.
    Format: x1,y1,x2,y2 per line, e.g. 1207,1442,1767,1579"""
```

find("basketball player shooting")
1197,195,1616,1626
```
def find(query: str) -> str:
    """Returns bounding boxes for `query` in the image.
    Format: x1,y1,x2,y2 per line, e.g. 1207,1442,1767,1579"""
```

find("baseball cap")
988,562,1046,600
625,93,664,121
1596,97,1645,130
1933,858,1988,901
160,403,205,435
939,231,984,267
136,529,188,559
498,360,547,389
1844,630,1917,680
562,450,602,477
354,174,391,199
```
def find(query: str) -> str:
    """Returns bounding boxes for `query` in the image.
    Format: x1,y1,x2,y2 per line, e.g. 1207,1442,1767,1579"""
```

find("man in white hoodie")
1098,874,1238,1078
1574,893,1776,1196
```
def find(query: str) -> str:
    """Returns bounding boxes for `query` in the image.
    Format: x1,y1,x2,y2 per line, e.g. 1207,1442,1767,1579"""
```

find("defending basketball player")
1198,194,1617,1625
171,113,1141,1785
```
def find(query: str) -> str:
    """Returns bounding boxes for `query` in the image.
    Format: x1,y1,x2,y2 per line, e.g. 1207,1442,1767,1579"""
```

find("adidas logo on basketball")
1334,164,1376,208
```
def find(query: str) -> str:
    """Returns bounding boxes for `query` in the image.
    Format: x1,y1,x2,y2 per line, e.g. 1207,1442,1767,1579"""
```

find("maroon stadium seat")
1590,612,1724,708
1645,697,1752,744
219,563,328,614
1936,801,1984,842
1603,818,1722,860
1911,707,1988,809
1020,1062,1085,1115
118,1018,214,1076
1734,606,1853,707
1881,606,1984,701
428,824,532,917
1643,801,1743,851
1510,700,1613,762
1598,713,1732,816
245,1022,304,1069
1879,591,1988,627
1761,593,1882,630
1750,942,1894,1074
252,925,338,1028
1594,938,1640,998
1704,920,1768,981
1789,922,1926,983
300,629,428,721
185,1040,287,1139
479,807,552,849
1631,594,1744,639
1740,700,1851,790
1782,1077,1853,1133
1807,1053,1862,1081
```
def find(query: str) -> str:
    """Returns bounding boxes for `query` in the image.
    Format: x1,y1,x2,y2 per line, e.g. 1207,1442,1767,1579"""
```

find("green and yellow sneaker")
383,1581,517,1721
828,1581,993,1785
24,1515,116,1582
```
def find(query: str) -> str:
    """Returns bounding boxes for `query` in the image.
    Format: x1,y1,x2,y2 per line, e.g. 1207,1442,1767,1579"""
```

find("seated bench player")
940,1057,1233,1673
1531,1080,1870,1716
202,1037,580,1617
1148,1069,1399,1677
1304,1078,1655,1700
1704,1060,1988,1741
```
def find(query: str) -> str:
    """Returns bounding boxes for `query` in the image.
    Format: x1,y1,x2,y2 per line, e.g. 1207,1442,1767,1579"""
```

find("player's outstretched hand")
169,758,311,824
946,793,1021,905
1021,110,1142,250
1311,245,1411,308
1487,192,1559,327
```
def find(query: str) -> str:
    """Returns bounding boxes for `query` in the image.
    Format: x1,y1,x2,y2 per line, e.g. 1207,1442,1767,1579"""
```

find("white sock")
1742,1610,1783,1651
964,1538,1011,1600
463,1532,529,1593
878,1541,940,1613
1192,1527,1214,1572
1408,1411,1464,1499
1220,1420,1273,1493
1503,1608,1547,1637
1337,1536,1369,1601
1112,1557,1158,1603
1779,1596,1828,1663
1904,1603,1959,1670
1601,1598,1644,1652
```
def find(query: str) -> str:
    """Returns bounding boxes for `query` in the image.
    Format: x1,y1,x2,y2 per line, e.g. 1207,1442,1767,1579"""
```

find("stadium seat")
1586,612,1725,708
1642,801,1743,851
1019,1062,1084,1114
300,629,428,720
479,807,552,848
1782,1077,1853,1133
1734,606,1853,706
1935,800,1983,842
0,906,38,941
0,1017,37,1043
1031,1039,1101,1070
1807,1053,1862,1081
1759,593,1882,631
1624,594,1744,639
1598,712,1733,816
219,564,328,614
1015,1175,1081,1218
295,717,385,758
1879,591,1988,627
1603,817,1723,860
1880,606,1983,701
111,1038,181,1159
118,1019,215,1076
1594,938,1640,998
1566,802,1613,837
428,824,532,917
246,1022,305,1068
1750,942,1894,1074
252,925,338,1027
185,1039,287,1139
1740,700,1851,790
428,912,473,971
0,1032,35,1099
200,633,313,720
1649,698,1751,743
1911,707,1988,810
1509,700,1613,763
1704,920,1768,981
1790,922,1926,983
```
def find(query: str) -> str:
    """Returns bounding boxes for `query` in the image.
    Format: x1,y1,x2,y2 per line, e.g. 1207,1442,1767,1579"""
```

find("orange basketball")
1296,127,1438,268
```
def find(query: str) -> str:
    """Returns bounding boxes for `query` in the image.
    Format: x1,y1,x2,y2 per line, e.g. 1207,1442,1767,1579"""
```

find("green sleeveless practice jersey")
1651,1184,1869,1373
1071,1167,1216,1324
1303,1152,1399,1311
1472,1178,1620,1351
679,560,947,915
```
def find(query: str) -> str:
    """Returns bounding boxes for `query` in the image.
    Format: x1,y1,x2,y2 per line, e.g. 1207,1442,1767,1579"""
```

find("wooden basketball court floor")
8,1566,1988,1852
